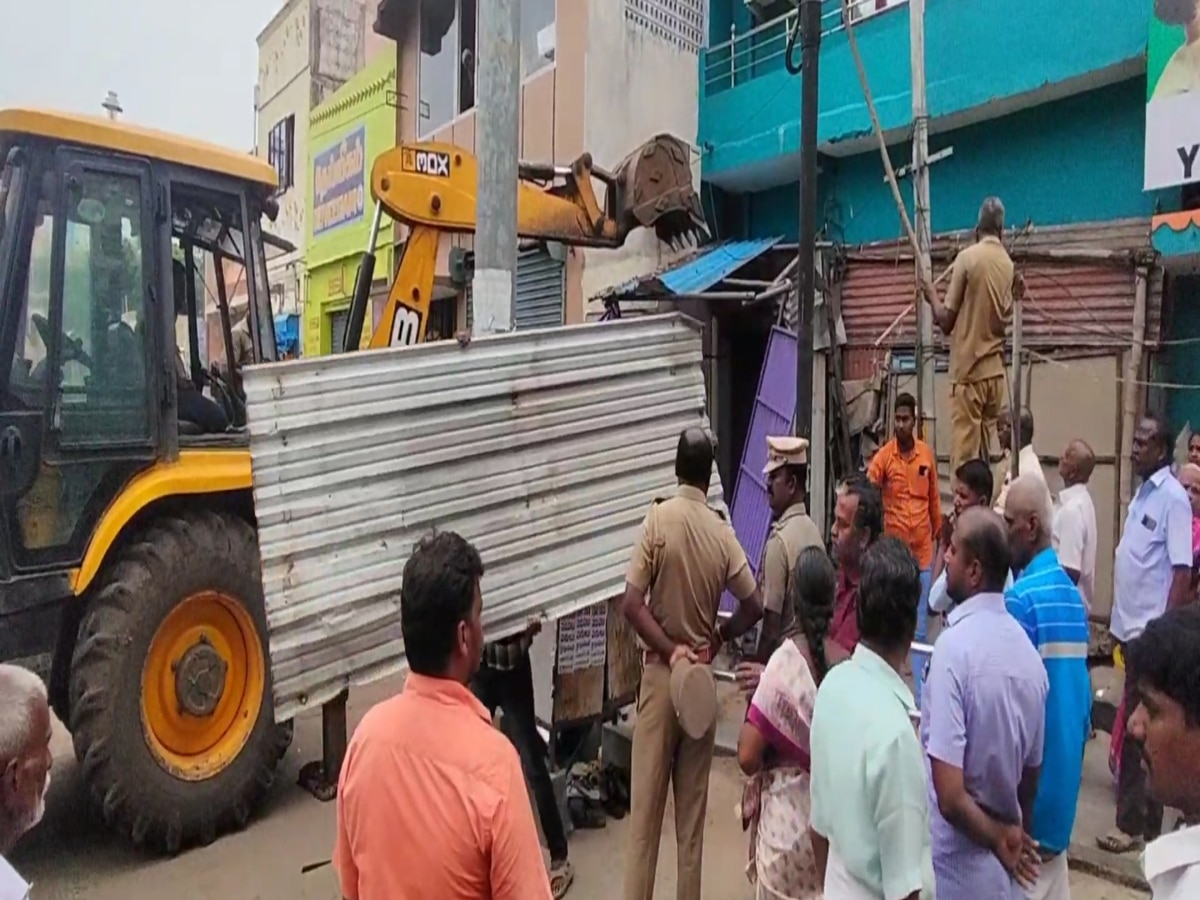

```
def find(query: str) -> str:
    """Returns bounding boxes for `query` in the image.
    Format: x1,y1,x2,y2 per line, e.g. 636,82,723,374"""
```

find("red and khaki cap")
763,435,809,475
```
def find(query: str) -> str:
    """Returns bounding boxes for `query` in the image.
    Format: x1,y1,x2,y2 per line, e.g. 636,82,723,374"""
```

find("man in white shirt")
0,665,53,900
1123,605,1200,899
994,408,1046,514
1053,439,1098,615
1101,415,1194,857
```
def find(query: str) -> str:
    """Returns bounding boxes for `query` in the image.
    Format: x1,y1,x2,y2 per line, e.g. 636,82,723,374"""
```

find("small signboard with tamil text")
313,126,366,236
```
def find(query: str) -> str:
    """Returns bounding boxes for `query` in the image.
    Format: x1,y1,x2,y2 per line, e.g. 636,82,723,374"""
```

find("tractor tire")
68,510,292,854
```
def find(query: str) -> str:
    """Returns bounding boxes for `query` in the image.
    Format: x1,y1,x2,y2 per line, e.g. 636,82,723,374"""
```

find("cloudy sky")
0,0,282,150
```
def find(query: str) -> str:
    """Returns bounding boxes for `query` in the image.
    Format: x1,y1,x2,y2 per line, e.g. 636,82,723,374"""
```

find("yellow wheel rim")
141,591,265,781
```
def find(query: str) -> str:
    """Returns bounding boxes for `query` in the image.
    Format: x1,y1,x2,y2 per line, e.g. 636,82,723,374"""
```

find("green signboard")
1145,0,1200,190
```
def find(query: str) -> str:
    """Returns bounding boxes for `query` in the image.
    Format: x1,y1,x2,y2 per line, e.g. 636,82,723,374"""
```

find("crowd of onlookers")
726,400,1200,900
2,410,1200,900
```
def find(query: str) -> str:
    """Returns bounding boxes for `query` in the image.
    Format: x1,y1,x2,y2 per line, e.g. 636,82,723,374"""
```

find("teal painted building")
697,0,1200,431
699,0,1179,244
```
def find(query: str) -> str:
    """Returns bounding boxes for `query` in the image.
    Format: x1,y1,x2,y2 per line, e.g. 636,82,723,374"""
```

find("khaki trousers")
622,662,717,900
949,374,1008,479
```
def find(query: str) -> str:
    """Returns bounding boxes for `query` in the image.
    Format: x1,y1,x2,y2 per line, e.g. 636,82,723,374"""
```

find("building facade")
676,0,1200,624
255,0,394,324
1146,6,1200,437
373,0,709,327
304,52,398,356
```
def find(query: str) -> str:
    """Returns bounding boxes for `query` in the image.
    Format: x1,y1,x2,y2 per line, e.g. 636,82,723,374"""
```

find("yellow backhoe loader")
0,107,705,854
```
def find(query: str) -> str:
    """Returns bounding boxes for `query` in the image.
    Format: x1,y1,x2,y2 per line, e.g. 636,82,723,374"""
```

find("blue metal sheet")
659,237,783,295
720,326,797,615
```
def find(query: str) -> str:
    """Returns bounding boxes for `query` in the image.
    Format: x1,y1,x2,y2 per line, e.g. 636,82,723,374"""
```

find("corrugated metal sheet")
515,247,566,329
660,237,783,295
721,326,797,615
839,218,1160,349
244,313,725,721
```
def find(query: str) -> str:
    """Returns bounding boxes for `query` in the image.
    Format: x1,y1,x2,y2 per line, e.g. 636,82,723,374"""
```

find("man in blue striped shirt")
1002,474,1092,900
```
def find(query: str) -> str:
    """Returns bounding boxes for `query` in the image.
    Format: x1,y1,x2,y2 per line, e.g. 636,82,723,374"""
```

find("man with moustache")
1100,414,1194,857
334,531,553,900
1124,606,1200,898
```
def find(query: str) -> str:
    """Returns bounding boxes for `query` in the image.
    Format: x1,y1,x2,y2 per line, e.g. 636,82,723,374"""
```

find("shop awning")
597,237,784,301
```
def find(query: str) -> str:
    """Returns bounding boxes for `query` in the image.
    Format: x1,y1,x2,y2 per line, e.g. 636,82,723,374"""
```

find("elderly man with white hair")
0,665,53,899
1001,475,1092,900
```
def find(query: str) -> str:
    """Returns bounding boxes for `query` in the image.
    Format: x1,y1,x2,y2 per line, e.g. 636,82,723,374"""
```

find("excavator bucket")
613,134,709,250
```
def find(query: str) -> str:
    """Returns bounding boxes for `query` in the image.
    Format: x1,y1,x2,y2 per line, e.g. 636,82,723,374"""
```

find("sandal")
550,860,575,899
1096,830,1143,854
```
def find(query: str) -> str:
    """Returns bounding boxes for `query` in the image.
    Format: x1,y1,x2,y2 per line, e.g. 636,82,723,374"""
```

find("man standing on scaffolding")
922,196,1024,478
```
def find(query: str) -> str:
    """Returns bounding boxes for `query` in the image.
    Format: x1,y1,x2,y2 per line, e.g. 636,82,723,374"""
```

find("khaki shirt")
760,503,824,632
944,236,1013,384
230,318,254,369
626,485,756,648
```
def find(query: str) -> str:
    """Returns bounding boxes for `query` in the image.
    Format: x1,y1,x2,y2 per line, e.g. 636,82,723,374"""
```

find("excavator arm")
345,135,707,352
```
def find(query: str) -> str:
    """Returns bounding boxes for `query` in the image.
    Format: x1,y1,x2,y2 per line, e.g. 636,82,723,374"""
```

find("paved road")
13,678,1145,900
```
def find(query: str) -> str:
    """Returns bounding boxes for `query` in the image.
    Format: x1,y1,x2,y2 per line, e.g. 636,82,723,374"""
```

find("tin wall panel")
244,313,725,720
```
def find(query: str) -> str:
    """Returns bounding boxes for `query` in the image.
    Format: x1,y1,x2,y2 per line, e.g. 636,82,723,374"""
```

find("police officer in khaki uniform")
755,435,824,658
922,196,1024,478
621,427,763,900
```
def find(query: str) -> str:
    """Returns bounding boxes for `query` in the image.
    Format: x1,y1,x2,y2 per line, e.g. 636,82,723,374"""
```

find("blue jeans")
911,566,933,709
917,566,931,642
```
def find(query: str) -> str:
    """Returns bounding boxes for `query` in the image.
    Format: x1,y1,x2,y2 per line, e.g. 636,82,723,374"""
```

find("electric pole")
472,0,521,335
910,0,936,449
793,0,822,442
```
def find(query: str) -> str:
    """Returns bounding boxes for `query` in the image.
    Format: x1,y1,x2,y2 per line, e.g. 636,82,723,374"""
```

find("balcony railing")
702,0,910,97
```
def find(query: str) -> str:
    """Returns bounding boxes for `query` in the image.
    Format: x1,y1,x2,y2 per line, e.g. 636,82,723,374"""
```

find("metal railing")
701,0,910,97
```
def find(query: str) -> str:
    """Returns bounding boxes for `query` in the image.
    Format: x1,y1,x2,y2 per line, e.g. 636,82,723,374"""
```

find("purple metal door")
720,327,797,614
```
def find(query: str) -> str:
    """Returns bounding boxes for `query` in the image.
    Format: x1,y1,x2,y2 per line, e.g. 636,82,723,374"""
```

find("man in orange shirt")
334,531,554,900
867,391,941,641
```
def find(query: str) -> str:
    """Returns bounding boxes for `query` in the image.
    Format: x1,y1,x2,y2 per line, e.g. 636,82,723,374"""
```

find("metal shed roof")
598,237,784,300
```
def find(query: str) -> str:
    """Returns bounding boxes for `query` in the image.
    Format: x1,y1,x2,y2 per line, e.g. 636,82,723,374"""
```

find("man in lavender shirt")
921,507,1048,899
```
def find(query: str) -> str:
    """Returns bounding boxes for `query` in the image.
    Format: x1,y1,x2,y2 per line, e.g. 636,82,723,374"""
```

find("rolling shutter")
329,308,349,354
514,247,565,329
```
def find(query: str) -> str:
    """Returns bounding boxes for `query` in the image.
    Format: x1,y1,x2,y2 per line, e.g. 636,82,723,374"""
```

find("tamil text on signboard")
313,126,366,236
1145,0,1200,191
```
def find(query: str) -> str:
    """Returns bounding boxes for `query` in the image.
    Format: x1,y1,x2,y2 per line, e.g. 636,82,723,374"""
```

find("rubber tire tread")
68,510,292,855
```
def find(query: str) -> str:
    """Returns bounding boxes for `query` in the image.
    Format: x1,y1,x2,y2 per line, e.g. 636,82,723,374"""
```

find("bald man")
1003,476,1091,900
923,507,1047,899
924,197,1020,478
1053,440,1098,615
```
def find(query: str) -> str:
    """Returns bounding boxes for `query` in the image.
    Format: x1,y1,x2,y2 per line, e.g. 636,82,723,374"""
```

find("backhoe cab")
0,109,290,854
